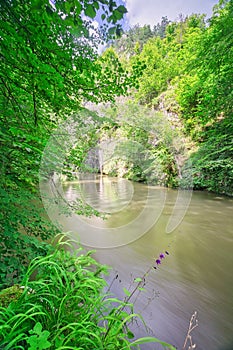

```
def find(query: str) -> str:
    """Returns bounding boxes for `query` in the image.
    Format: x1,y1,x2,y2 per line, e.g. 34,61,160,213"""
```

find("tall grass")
0,239,175,349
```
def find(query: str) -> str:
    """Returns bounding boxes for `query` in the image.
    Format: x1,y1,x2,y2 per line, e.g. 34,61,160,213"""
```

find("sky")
124,0,220,27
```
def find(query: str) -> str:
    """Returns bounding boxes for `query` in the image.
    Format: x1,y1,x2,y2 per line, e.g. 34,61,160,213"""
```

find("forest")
0,0,232,349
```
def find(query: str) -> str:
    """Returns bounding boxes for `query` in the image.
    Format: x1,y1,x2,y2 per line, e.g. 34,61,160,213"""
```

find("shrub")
0,240,175,349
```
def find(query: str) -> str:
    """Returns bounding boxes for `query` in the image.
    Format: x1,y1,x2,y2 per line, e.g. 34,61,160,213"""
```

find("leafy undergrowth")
0,240,175,350
191,116,233,196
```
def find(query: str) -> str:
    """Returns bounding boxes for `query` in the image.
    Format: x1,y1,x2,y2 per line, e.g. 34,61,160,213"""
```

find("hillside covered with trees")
109,0,233,195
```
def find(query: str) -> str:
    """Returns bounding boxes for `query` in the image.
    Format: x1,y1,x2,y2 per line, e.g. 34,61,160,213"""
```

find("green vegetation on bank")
0,0,139,287
110,0,233,195
0,0,232,348
0,239,175,349
87,100,187,187
0,0,174,348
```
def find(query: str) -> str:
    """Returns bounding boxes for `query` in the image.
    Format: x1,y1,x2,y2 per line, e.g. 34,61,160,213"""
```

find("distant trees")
113,24,153,56
111,1,233,195
113,16,171,56
153,16,170,39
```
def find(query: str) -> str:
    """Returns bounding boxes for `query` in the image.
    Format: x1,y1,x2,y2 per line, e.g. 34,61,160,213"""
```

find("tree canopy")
0,0,132,287
111,2,233,194
1,0,233,289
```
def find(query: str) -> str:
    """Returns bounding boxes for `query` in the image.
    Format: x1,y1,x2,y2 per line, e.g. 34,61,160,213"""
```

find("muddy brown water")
49,174,233,350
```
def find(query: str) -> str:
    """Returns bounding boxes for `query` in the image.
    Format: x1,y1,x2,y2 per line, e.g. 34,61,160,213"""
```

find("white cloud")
124,0,219,27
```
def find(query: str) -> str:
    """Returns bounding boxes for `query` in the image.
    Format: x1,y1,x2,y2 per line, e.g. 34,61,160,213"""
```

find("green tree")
113,24,154,56
135,14,206,107
173,1,233,194
190,116,233,195
0,0,130,288
175,2,233,133
136,35,180,105
153,16,170,39
197,0,233,122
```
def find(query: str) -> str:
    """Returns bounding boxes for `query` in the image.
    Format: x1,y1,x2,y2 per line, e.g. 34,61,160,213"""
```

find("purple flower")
155,259,161,265
160,253,165,259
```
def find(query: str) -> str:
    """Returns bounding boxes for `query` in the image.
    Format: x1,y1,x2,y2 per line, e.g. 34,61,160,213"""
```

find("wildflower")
153,250,169,270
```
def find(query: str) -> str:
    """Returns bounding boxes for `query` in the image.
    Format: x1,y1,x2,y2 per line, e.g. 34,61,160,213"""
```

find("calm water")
50,174,233,350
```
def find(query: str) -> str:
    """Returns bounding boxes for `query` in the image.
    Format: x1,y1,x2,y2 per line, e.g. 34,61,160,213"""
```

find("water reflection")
61,175,233,350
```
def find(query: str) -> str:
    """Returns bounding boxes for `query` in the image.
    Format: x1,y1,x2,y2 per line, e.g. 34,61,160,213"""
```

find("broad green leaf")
33,322,42,334
75,2,82,16
123,287,131,297
116,5,127,14
93,1,100,10
108,27,116,35
84,4,96,19
113,9,123,21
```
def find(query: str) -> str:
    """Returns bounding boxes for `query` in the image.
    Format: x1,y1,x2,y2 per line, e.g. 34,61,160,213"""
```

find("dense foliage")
190,116,233,194
0,241,175,349
0,0,139,287
111,1,233,195
112,16,170,56
0,0,232,347
88,100,185,187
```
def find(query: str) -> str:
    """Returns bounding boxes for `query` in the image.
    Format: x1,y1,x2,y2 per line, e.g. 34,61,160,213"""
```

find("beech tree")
0,0,131,287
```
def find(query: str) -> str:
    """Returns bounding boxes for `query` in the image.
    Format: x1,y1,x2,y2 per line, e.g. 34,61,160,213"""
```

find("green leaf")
116,5,127,14
130,336,176,349
84,4,96,19
65,2,72,13
112,9,123,21
93,1,100,10
127,330,135,339
27,322,51,350
33,322,43,335
75,2,82,16
31,0,44,11
123,287,131,297
134,277,142,283
108,27,116,35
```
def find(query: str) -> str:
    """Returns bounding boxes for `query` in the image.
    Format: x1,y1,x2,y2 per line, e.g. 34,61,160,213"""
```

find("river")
45,174,233,350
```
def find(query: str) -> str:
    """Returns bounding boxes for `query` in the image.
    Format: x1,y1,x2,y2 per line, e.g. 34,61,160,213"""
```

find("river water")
49,174,233,350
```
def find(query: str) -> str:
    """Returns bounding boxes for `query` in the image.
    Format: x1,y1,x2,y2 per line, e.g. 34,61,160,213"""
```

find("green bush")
190,116,233,195
0,184,58,289
96,101,181,187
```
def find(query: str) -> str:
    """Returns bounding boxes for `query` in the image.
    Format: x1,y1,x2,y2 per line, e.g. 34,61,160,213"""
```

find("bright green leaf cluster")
0,241,175,349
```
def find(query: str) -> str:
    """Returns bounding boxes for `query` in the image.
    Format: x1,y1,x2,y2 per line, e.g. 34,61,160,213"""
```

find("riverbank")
60,177,233,350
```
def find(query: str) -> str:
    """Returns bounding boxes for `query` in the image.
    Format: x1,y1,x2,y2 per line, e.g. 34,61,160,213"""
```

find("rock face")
85,147,101,173
83,99,195,186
